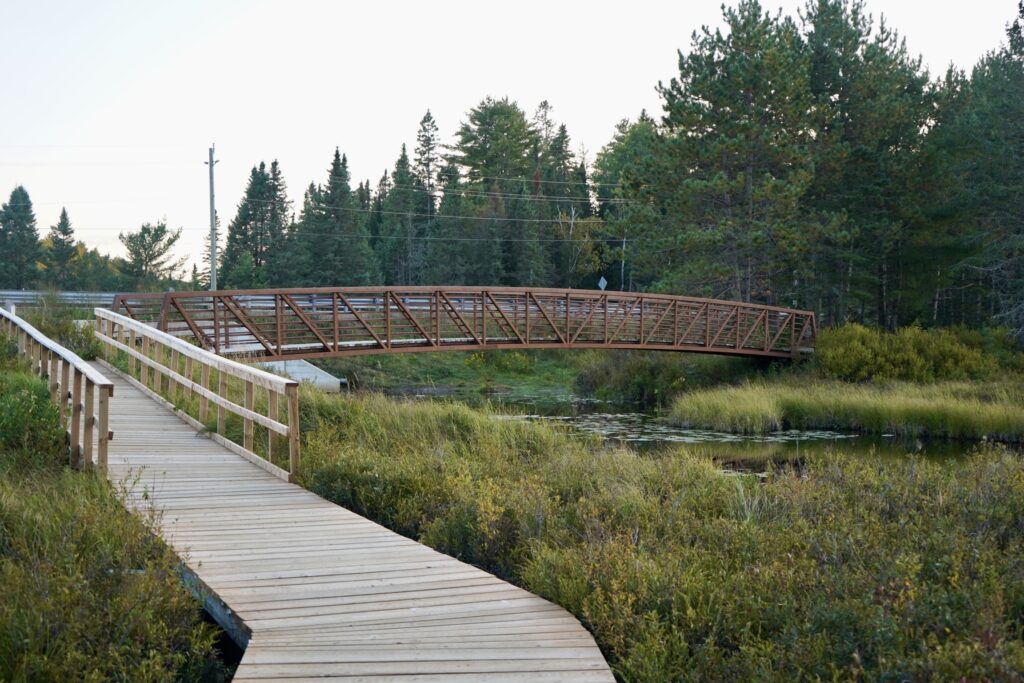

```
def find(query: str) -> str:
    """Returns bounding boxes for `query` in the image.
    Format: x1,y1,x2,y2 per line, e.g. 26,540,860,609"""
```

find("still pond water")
386,386,974,462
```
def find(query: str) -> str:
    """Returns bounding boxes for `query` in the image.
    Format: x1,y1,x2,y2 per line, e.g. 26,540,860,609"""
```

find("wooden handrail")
0,307,114,471
93,308,301,481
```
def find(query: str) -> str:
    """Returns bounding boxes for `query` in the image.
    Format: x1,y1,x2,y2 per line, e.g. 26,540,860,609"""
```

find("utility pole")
205,144,219,290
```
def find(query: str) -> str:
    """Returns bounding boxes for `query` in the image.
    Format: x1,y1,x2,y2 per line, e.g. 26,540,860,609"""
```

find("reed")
669,380,1024,441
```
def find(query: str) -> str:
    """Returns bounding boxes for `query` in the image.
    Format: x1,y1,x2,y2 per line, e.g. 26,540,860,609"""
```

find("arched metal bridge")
110,287,816,361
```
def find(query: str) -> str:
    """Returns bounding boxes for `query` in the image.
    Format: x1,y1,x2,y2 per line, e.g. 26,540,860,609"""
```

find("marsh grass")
298,388,1024,680
669,380,1024,441
0,357,230,681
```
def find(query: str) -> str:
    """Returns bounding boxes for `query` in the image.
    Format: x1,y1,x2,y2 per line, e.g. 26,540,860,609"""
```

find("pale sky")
0,0,1016,268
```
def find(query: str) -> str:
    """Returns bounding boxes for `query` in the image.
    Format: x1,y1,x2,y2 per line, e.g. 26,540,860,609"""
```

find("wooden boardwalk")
92,363,614,682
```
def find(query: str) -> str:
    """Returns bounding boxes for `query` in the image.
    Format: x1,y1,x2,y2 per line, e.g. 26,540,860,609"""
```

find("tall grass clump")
298,388,1024,680
670,380,1024,441
0,360,230,681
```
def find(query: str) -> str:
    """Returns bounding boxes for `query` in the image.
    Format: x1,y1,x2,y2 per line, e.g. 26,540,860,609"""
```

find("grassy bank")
0,347,231,681
669,380,1024,441
666,325,1024,441
298,388,1024,681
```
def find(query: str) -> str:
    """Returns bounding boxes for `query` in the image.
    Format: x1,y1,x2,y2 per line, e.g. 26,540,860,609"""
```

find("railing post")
184,355,194,402
170,349,180,403
243,380,254,451
217,369,226,435
97,387,110,473
70,369,82,468
199,364,210,423
84,379,94,467
267,389,278,461
140,336,150,387
59,360,70,428
128,329,137,376
48,352,58,402
286,383,299,480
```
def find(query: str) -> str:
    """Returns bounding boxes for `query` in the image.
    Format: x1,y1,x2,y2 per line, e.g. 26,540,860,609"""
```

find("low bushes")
815,323,1008,382
669,380,1024,440
298,389,1024,681
0,364,230,681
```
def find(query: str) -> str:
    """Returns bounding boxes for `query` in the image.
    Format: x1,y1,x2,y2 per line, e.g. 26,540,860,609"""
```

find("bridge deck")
93,362,613,682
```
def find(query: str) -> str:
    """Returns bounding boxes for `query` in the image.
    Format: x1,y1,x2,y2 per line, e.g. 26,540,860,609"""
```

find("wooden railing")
0,307,114,470
93,308,301,482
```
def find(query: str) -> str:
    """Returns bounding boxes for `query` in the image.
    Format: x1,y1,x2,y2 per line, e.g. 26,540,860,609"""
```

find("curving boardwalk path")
92,362,614,682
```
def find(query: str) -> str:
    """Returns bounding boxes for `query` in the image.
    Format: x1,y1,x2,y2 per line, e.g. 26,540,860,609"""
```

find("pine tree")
262,160,295,287
800,0,935,326
367,171,391,253
449,97,545,286
414,110,441,220
379,145,429,284
0,186,41,288
295,149,379,285
450,97,537,185
220,161,291,288
637,0,814,302
118,221,185,290
46,207,78,288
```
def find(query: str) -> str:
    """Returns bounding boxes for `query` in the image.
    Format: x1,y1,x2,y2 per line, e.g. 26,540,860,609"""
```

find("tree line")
1,0,1021,336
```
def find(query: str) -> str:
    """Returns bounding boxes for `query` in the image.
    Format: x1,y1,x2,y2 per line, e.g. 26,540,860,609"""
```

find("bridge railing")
93,308,301,482
0,307,114,471
110,287,817,361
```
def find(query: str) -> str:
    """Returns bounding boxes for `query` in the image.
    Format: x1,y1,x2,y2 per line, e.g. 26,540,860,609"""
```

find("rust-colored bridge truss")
110,287,816,361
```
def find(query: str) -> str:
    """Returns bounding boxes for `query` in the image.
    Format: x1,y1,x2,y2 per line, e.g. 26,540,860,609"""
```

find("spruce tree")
414,110,441,220
296,149,379,285
220,161,288,288
263,160,295,287
379,145,429,284
0,186,41,288
46,207,78,288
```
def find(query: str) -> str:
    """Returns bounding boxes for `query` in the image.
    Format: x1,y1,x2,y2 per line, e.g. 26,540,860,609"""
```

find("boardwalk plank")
92,362,613,682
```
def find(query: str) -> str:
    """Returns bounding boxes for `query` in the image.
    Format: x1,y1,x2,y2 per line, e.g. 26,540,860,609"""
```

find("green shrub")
0,369,230,681
816,323,1002,382
0,371,63,457
0,333,17,366
297,389,1024,681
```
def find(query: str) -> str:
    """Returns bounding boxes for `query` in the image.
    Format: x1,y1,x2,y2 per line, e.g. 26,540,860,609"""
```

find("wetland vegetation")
297,388,1024,681
0,340,232,682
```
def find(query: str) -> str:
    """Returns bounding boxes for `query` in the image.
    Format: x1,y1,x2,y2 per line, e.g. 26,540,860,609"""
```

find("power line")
66,225,646,247
235,194,629,224
385,182,630,204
